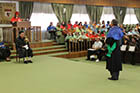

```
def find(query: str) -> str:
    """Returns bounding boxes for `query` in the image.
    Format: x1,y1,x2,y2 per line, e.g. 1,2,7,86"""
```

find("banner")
0,3,16,24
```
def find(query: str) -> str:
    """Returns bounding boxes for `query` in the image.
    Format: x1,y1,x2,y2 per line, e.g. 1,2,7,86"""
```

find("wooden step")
11,45,66,54
11,48,67,58
12,40,60,50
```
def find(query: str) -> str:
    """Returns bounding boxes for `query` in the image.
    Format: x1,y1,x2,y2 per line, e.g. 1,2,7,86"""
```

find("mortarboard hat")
15,11,19,15
19,30,24,35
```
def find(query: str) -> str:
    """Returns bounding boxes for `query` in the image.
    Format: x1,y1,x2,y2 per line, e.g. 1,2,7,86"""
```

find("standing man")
106,19,124,80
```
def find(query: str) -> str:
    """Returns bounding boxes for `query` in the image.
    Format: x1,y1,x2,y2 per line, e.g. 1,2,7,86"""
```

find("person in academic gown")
15,31,33,64
0,41,11,61
106,19,124,80
11,11,22,25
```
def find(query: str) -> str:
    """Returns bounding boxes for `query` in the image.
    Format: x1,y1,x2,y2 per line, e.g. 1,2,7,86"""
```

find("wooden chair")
15,43,24,63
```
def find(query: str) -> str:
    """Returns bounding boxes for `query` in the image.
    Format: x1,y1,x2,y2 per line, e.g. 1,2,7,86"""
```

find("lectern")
12,21,32,42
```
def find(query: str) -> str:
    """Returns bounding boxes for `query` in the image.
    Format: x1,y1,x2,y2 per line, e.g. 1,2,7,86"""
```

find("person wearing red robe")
67,21,73,30
11,11,22,24
85,32,93,38
73,21,79,28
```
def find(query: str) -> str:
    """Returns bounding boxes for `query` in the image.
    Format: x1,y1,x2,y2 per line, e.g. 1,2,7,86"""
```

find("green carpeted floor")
0,55,140,93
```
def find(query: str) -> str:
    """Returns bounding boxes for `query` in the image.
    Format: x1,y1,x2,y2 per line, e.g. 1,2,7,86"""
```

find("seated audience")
67,21,73,30
73,21,79,28
78,32,88,39
60,22,66,29
56,23,65,44
86,37,103,62
84,21,88,29
0,41,11,61
78,22,83,28
101,20,105,27
16,31,33,64
106,21,111,29
87,27,93,33
47,22,56,40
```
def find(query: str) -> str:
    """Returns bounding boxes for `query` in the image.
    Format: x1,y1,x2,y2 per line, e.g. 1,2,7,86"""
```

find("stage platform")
10,40,88,59
11,40,68,58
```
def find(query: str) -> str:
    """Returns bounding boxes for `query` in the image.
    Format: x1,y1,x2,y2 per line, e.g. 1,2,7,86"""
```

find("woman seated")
55,23,65,44
0,41,11,61
16,31,33,64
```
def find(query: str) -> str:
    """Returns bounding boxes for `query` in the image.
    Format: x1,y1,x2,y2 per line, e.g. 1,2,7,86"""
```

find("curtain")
71,5,90,24
33,2,53,13
86,5,103,23
112,7,127,24
19,1,34,19
134,8,140,23
52,3,73,23
96,6,104,23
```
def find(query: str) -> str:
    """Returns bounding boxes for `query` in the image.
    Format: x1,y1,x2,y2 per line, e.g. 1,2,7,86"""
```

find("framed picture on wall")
0,3,16,24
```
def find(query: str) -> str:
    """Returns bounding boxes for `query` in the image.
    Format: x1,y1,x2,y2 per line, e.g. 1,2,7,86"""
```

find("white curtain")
123,8,139,24
30,2,58,31
100,7,139,24
71,5,90,24
30,2,59,40
32,2,53,13
100,7,116,23
30,3,139,30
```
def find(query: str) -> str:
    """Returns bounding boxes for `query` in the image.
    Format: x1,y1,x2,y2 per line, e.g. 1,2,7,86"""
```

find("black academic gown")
0,46,11,59
16,36,33,58
106,40,122,72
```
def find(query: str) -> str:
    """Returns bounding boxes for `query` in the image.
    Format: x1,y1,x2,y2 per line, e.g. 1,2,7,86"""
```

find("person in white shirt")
127,29,139,36
86,37,103,62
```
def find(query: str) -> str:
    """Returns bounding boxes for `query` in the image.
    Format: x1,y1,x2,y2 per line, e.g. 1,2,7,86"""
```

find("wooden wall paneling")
10,0,140,8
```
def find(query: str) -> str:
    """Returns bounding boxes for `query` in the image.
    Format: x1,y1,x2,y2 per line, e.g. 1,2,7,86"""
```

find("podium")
12,21,42,43
0,21,42,49
12,21,32,42
16,21,31,27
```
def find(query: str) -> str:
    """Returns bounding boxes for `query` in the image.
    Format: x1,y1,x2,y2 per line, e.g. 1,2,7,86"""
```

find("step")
11,48,67,58
33,45,65,51
12,40,59,50
32,40,55,43
33,48,67,54
11,45,66,54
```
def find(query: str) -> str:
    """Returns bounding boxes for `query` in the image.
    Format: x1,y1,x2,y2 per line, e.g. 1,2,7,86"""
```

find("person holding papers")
16,31,33,64
86,37,103,62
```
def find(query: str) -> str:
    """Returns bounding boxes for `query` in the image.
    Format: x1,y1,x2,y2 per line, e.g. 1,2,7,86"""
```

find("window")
30,2,58,31
71,5,90,24
100,7,115,23
123,8,139,24
30,13,58,31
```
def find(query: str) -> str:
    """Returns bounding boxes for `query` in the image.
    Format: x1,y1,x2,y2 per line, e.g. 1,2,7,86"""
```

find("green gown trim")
106,42,117,58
